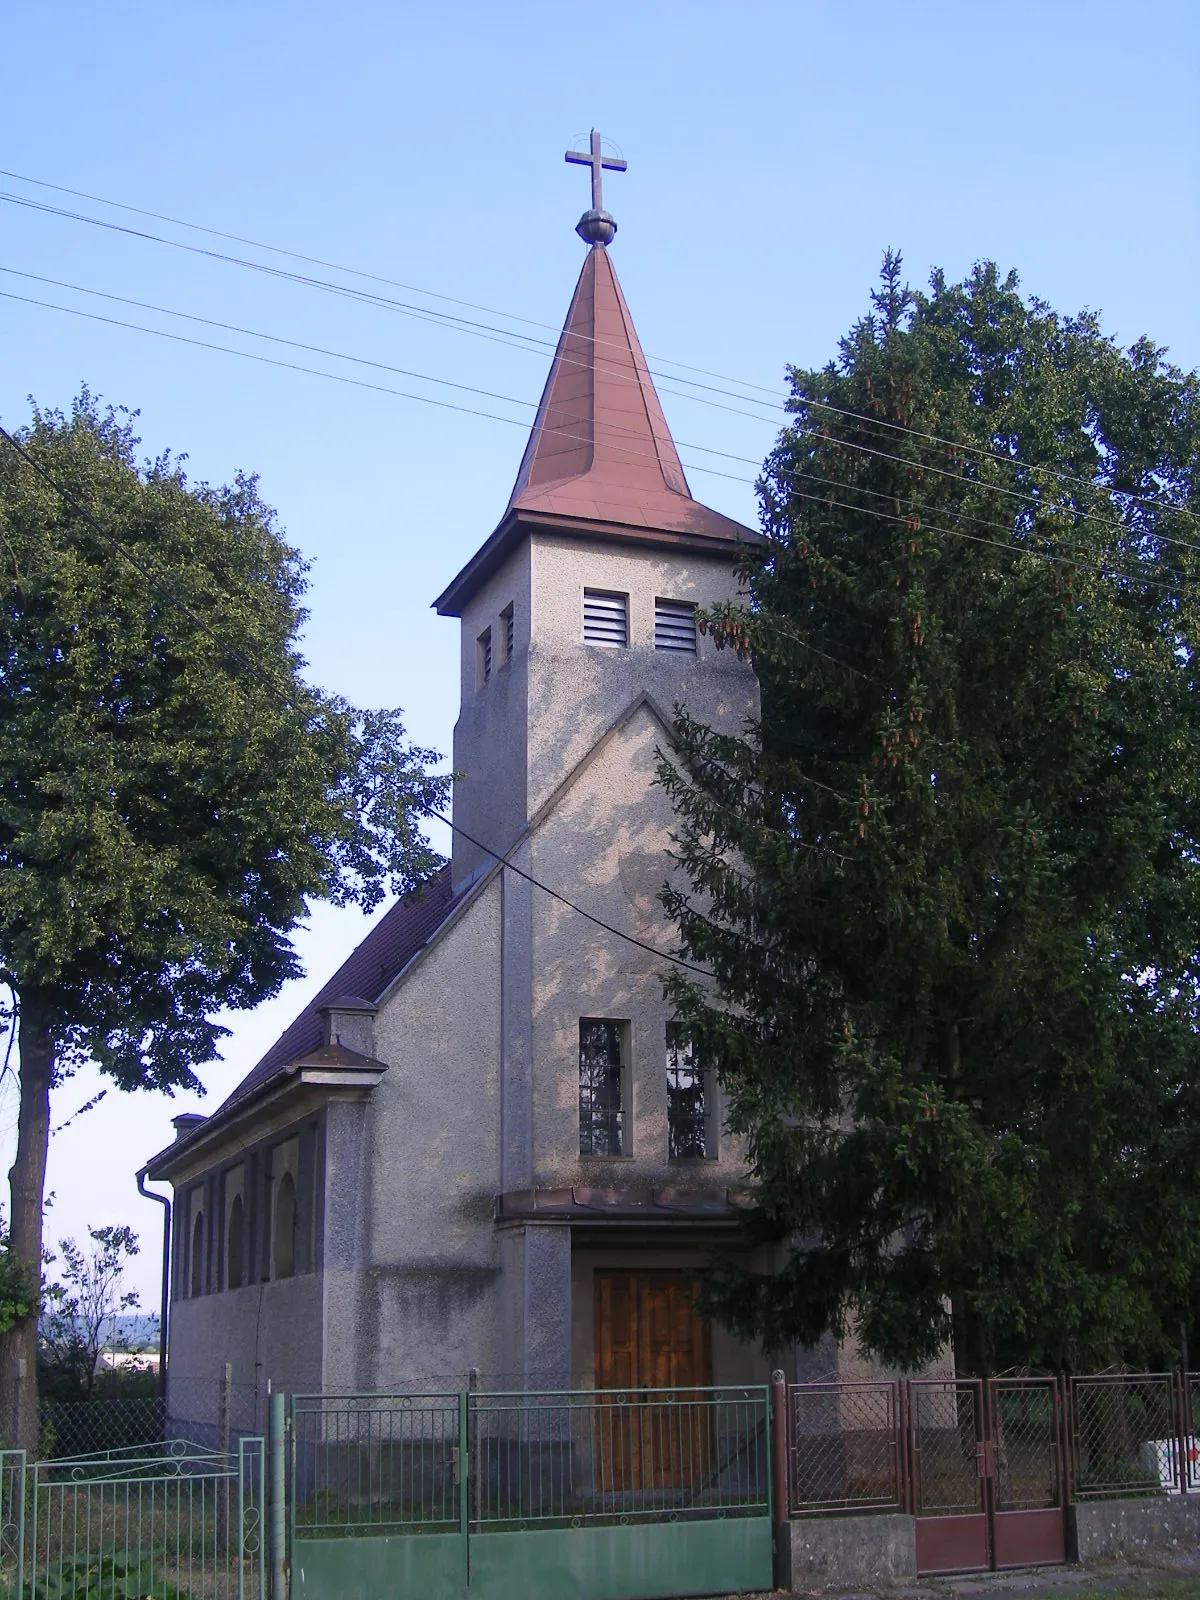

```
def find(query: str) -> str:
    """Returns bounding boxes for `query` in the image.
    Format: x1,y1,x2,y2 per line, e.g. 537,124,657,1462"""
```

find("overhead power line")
2,174,1195,531
5,278,1194,599
0,421,716,979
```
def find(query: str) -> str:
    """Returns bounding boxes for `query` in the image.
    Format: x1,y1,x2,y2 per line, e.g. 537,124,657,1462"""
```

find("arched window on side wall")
227,1194,244,1290
190,1211,204,1297
274,1172,296,1279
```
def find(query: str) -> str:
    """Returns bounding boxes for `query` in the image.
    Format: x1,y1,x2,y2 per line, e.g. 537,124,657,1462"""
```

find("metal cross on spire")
565,129,627,246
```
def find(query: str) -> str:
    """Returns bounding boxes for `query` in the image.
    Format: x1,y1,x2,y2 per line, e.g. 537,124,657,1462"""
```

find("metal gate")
290,1386,773,1600
0,1437,265,1600
908,1378,1065,1575
908,1379,990,1574
989,1378,1066,1568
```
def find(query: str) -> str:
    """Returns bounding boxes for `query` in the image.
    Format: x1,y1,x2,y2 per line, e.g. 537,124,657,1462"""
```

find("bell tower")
434,133,758,892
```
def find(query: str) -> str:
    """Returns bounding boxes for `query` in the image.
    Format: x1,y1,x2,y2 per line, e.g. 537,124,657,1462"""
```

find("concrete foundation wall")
786,1513,917,1587
1069,1495,1200,1561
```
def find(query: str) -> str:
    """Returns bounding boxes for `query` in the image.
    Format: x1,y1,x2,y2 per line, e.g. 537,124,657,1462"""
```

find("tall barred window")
666,1023,710,1158
579,1018,626,1155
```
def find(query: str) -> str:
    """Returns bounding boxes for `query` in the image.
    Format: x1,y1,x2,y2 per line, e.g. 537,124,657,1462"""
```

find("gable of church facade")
523,695,749,1189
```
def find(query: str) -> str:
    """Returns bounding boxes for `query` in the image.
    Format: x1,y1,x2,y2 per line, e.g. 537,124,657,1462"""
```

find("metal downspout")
136,1169,170,1400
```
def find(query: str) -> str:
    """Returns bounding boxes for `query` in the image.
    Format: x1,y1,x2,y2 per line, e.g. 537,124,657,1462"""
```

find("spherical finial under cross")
565,131,626,248
576,208,617,246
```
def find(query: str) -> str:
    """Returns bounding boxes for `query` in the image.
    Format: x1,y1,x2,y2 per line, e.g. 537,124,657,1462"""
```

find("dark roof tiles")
216,864,455,1115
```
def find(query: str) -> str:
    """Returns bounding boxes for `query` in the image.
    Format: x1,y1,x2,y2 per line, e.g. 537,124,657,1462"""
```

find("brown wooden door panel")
594,1270,712,1492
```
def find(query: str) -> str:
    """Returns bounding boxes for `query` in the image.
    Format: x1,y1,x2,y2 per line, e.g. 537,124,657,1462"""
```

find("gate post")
1175,1369,1191,1495
770,1370,789,1591
269,1391,287,1600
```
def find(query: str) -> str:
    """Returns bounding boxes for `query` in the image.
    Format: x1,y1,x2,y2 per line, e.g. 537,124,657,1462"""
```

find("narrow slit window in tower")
227,1194,244,1290
190,1210,204,1297
274,1171,297,1279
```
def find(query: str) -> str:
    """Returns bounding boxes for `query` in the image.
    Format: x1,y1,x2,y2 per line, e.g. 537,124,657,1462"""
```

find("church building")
143,141,799,1425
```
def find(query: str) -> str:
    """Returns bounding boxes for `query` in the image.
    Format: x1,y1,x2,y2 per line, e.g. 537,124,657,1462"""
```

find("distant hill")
107,1314,160,1352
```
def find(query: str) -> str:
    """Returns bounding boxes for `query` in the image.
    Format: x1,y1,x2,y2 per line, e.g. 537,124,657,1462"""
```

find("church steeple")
504,243,749,544
434,136,754,619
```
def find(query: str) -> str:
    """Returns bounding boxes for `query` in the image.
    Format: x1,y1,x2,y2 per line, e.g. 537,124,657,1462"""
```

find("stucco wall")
452,543,531,888
528,698,752,1189
525,535,756,820
333,876,504,1390
167,1272,321,1437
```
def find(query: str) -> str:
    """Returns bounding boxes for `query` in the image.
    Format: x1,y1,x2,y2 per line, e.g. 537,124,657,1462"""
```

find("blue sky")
1,0,1197,1300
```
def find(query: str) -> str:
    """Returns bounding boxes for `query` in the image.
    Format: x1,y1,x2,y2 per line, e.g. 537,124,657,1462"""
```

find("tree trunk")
0,991,54,1451
951,1293,994,1381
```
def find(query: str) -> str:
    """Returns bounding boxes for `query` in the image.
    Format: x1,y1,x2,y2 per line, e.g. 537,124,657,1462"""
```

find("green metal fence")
0,1437,266,1600
0,1450,26,1598
291,1387,772,1600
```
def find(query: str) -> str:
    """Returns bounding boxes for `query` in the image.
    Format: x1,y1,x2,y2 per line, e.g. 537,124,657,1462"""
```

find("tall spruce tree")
0,393,448,1448
660,257,1200,1377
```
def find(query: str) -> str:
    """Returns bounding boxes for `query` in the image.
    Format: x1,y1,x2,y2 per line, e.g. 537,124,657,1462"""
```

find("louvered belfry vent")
654,598,697,654
583,589,629,647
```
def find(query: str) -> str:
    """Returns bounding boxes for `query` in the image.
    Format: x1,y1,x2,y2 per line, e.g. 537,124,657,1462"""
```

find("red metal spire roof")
505,244,750,541
434,241,757,616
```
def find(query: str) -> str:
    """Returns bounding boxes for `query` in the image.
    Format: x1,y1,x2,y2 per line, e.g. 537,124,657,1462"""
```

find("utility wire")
3,173,1195,528
4,199,1195,557
0,421,716,979
423,811,714,976
6,276,1197,594
0,168,778,398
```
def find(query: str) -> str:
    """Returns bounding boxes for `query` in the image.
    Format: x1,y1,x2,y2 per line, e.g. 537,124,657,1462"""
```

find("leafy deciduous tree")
0,392,449,1446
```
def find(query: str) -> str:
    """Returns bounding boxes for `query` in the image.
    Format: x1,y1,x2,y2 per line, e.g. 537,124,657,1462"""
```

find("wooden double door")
593,1270,712,1491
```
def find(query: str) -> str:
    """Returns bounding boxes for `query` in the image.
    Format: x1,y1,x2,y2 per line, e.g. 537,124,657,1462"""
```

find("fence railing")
291,1386,771,1539
1067,1373,1182,1499
471,1388,769,1526
40,1397,167,1461
292,1392,462,1537
31,1438,266,1600
784,1371,1200,1518
1,1437,267,1600
38,1376,263,1462
786,1381,903,1514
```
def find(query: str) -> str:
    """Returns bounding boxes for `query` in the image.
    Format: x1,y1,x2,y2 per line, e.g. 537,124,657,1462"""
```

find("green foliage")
31,1553,189,1600
0,389,449,1093
0,1245,38,1337
660,255,1200,1375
